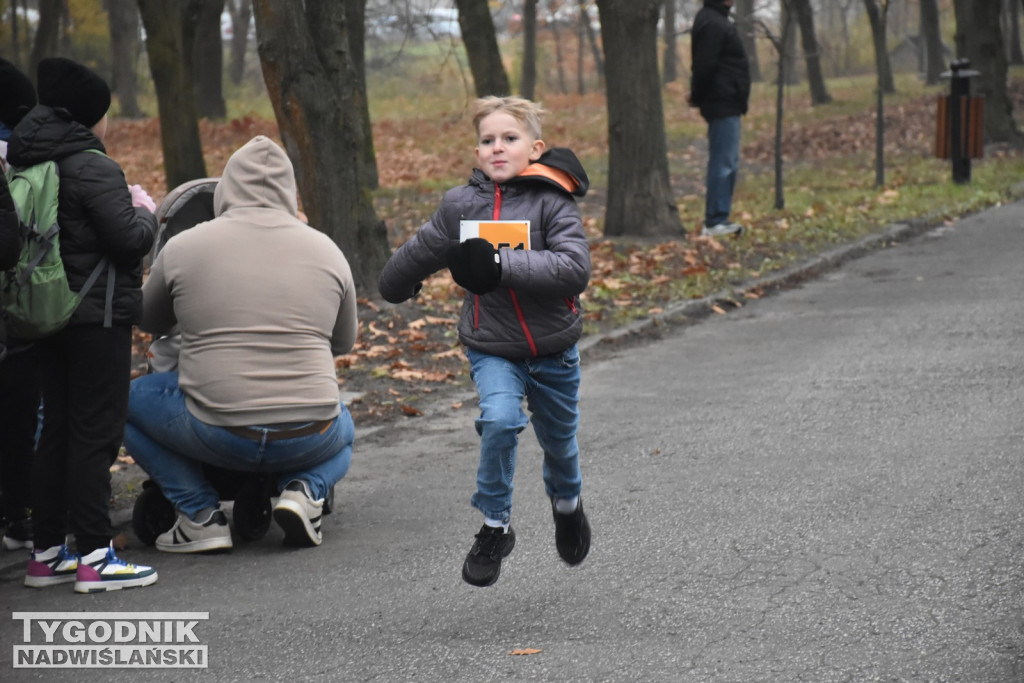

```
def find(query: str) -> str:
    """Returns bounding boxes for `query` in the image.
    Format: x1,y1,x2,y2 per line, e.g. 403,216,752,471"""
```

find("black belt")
225,419,334,442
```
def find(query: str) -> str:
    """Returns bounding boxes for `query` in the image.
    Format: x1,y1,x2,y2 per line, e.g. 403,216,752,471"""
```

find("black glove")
446,238,501,295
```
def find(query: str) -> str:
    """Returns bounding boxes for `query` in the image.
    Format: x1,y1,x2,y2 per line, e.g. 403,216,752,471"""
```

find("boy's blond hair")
472,96,545,141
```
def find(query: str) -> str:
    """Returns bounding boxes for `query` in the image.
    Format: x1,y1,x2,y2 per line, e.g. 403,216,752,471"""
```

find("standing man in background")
688,0,751,238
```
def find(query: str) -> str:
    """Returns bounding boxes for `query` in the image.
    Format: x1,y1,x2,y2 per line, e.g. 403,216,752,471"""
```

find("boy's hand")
446,238,501,295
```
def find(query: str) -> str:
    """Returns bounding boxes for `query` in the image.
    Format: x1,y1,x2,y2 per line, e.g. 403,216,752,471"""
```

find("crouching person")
125,136,358,552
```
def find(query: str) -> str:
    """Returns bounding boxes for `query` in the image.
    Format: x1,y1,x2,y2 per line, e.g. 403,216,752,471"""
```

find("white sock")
554,496,579,514
484,517,509,533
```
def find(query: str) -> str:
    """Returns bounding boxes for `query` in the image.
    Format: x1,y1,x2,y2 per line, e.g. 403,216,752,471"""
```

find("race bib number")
460,220,531,251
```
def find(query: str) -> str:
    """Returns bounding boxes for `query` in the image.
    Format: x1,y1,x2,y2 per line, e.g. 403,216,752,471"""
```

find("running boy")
378,96,592,587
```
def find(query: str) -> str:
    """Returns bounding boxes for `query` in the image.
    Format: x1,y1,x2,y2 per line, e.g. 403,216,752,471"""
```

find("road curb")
577,201,1004,359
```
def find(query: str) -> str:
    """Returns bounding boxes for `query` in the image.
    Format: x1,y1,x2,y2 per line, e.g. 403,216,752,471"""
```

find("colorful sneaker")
462,524,516,587
156,509,233,553
74,544,157,593
25,544,78,588
3,516,33,550
552,497,591,565
273,480,324,547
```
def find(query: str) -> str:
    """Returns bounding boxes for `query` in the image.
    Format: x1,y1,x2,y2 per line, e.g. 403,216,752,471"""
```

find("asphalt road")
2,200,1023,682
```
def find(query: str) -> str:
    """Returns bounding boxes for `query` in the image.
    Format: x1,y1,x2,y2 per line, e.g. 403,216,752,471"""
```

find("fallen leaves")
877,188,900,205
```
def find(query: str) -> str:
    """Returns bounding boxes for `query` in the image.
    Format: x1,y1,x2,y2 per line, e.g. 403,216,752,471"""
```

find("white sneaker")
701,222,744,237
74,544,157,593
156,509,233,553
273,480,324,547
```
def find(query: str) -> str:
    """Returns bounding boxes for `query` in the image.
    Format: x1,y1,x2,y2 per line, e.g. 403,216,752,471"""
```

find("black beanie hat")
0,58,36,129
37,57,111,128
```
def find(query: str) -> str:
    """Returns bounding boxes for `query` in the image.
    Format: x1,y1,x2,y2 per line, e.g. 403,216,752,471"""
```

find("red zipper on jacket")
475,183,538,357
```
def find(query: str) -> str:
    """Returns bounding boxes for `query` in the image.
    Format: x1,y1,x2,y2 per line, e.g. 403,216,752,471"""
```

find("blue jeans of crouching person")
124,371,354,520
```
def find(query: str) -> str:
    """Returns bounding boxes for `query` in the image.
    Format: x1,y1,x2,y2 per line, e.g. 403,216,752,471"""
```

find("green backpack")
1,152,112,340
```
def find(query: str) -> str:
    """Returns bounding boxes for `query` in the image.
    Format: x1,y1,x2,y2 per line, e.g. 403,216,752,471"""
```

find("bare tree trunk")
920,0,944,85
792,0,831,104
345,0,378,191
953,0,1020,142
838,0,854,74
781,2,800,85
735,0,761,82
226,0,252,85
595,0,682,237
252,0,390,292
1004,0,1024,64
759,4,795,209
874,68,884,187
863,0,895,94
662,0,677,84
9,0,26,69
581,0,605,85
137,0,208,190
866,0,889,185
551,22,568,94
30,0,63,77
454,0,511,96
191,0,227,119
58,0,72,54
521,0,538,99
106,0,143,118
576,11,585,95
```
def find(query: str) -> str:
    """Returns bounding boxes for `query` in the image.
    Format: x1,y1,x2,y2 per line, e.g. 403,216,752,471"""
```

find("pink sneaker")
24,544,79,588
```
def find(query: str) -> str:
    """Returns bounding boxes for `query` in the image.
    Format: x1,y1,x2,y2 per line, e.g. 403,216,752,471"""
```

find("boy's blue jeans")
705,115,742,227
124,372,354,519
466,345,583,524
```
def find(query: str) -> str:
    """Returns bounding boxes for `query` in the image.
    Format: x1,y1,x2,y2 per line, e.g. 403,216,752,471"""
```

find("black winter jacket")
0,171,19,270
6,105,155,328
690,0,751,121
0,170,17,358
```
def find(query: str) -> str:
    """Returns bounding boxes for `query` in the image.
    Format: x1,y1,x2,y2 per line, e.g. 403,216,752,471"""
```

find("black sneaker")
462,524,515,587
552,498,591,565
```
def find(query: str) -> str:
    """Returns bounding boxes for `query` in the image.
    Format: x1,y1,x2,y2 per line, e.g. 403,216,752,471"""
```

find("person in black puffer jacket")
0,57,36,356
688,0,751,238
7,58,159,593
0,173,18,357
0,58,37,552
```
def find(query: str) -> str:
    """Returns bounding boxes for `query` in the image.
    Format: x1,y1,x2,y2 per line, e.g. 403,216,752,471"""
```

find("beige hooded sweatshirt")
141,135,357,426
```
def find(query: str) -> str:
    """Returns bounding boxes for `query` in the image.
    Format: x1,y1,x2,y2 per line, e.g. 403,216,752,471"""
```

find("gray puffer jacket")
379,147,591,359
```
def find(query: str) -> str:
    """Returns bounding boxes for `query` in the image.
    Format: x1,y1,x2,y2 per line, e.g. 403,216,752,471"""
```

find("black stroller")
131,178,333,545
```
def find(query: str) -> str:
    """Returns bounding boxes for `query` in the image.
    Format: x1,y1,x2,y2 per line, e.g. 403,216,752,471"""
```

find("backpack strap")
102,260,115,328
76,255,112,326
16,223,61,287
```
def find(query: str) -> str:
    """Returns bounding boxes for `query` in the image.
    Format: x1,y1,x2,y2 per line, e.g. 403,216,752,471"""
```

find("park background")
2,0,1023,425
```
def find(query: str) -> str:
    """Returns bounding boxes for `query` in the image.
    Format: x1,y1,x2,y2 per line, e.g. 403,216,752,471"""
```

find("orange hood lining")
517,164,579,194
